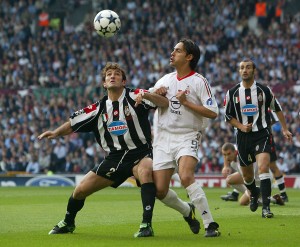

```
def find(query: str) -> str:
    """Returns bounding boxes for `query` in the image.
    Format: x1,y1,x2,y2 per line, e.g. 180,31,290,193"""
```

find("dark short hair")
240,58,256,70
101,62,127,82
179,38,200,70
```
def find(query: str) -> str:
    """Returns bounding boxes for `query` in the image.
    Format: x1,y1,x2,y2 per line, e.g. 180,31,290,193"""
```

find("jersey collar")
177,71,195,81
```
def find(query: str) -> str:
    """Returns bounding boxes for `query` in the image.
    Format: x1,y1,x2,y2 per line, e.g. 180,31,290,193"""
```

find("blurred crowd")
0,0,299,175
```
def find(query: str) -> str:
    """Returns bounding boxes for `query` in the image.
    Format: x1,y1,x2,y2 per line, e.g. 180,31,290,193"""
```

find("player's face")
170,42,192,68
103,69,125,89
222,149,236,163
239,61,255,81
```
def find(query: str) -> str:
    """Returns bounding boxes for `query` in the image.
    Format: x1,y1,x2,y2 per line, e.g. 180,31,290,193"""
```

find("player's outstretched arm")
38,121,73,140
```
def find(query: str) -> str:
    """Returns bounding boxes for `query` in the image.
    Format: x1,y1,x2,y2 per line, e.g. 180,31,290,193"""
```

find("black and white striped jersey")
69,88,156,153
224,81,282,132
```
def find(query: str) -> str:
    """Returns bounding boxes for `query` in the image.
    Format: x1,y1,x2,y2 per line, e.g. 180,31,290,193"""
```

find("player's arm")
38,121,73,140
179,97,218,119
134,88,169,108
221,158,232,177
228,118,252,133
142,91,169,108
274,111,293,142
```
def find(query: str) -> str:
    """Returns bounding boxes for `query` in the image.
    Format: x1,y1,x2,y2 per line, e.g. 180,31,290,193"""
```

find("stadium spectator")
25,154,40,174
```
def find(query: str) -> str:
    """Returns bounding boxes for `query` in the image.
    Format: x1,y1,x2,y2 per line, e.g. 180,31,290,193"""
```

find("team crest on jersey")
241,104,258,116
178,86,190,95
107,121,128,136
124,106,130,116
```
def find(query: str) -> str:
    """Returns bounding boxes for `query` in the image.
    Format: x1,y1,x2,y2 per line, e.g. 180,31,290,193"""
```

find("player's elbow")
208,111,218,119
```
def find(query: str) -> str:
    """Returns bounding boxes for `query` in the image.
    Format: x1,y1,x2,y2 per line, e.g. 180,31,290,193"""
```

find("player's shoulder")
164,71,177,79
228,83,241,93
255,81,271,91
192,72,211,87
193,72,207,81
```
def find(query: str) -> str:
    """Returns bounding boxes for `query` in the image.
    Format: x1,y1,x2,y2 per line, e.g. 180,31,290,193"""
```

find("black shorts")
91,143,153,188
236,128,275,166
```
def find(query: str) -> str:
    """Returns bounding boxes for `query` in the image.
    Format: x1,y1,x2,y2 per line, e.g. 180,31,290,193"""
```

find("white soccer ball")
93,10,121,38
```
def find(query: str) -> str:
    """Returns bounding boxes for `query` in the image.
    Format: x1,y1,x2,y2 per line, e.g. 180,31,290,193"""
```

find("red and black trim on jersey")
70,88,155,153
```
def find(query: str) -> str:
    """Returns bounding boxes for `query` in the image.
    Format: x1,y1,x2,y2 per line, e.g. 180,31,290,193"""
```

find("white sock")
186,182,214,228
160,189,190,217
232,184,247,194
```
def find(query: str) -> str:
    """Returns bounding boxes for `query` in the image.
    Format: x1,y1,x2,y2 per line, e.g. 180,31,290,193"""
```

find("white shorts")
153,131,201,171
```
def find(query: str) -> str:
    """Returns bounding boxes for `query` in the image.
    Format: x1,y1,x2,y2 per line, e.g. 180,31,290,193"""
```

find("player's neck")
176,67,193,80
107,88,124,101
242,79,254,89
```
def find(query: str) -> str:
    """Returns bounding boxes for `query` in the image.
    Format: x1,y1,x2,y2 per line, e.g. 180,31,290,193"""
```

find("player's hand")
154,87,168,96
282,129,293,142
38,131,56,140
134,93,143,107
240,123,252,133
221,167,231,177
176,90,187,105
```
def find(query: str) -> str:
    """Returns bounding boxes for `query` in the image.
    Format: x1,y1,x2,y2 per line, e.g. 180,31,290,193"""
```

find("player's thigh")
178,155,198,178
73,171,113,199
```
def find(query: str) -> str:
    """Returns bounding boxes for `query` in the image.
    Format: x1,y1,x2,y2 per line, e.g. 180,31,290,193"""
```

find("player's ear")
122,80,126,87
186,53,193,61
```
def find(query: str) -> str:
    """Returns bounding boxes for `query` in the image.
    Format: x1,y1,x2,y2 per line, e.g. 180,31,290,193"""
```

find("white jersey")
153,71,219,134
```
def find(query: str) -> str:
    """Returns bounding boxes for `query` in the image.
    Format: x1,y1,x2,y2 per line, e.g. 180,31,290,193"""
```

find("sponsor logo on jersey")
170,96,181,109
241,104,258,116
107,121,128,135
170,96,182,115
84,103,97,114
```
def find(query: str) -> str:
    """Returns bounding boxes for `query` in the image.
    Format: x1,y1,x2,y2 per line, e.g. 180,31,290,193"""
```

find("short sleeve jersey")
154,71,219,134
69,88,156,152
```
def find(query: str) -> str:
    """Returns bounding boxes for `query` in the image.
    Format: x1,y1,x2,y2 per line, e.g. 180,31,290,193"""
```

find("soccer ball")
93,10,121,38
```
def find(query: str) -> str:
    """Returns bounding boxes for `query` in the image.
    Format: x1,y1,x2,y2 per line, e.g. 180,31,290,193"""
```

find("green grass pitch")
0,187,299,247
